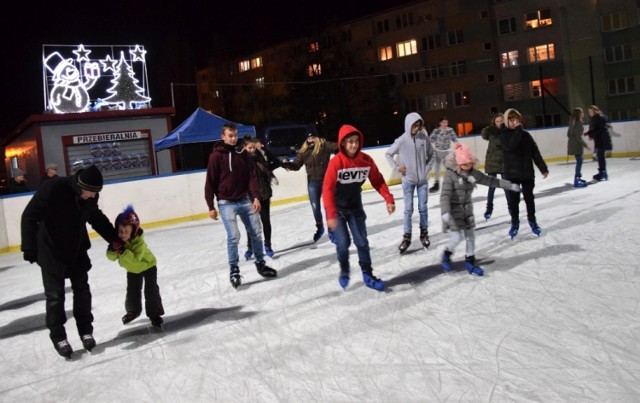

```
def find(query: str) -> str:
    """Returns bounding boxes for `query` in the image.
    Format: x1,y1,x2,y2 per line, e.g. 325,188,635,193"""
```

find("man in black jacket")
21,165,122,358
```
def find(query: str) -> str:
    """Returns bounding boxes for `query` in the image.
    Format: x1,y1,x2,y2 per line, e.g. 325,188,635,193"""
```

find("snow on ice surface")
1,158,640,402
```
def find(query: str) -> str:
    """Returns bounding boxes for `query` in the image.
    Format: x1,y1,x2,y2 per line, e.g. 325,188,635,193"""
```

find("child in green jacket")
107,205,164,327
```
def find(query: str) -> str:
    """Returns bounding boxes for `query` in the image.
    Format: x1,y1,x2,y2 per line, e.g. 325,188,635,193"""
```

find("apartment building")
196,0,639,143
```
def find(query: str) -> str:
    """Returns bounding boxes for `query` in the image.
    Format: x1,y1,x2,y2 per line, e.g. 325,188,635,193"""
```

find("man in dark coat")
21,165,122,358
8,168,29,194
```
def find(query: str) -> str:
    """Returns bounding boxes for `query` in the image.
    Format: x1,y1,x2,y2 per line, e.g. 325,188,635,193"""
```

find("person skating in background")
480,113,504,220
242,136,282,259
384,112,434,254
107,205,164,328
501,109,549,239
282,132,338,243
323,124,395,291
8,168,28,194
584,105,612,181
440,143,521,276
567,108,590,188
205,123,277,289
21,165,122,358
429,117,458,193
40,163,59,186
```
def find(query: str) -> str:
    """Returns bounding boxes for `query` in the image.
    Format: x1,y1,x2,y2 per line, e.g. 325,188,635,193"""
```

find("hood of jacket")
403,112,424,138
338,124,363,156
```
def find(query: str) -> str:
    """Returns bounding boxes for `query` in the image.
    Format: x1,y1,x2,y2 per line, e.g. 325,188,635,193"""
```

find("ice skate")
398,233,411,254
509,222,519,239
244,250,253,261
574,175,588,188
338,268,350,289
593,171,608,181
429,181,440,193
464,256,484,276
312,224,325,243
150,317,164,328
81,334,96,351
230,266,242,289
361,269,385,291
53,339,73,358
419,228,430,248
122,312,139,325
264,244,274,258
256,261,277,278
442,250,453,272
529,220,541,237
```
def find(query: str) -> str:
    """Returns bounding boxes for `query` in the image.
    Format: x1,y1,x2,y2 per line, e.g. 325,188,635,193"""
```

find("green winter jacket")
106,229,157,274
567,120,587,156
481,124,503,174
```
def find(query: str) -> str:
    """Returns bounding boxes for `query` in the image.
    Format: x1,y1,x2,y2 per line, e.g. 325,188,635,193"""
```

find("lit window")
238,60,250,72
528,44,555,63
309,42,319,53
453,91,470,107
255,77,265,88
525,9,552,29
531,78,560,97
457,122,473,136
396,40,418,58
308,64,322,77
378,46,393,61
250,57,262,69
501,50,519,68
425,94,447,111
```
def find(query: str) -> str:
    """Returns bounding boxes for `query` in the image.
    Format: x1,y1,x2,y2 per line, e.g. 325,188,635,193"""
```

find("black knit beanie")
77,165,103,192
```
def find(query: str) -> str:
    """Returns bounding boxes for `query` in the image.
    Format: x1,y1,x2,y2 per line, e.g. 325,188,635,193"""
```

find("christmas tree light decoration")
42,44,152,114
102,51,151,110
130,45,146,62
100,55,117,72
73,44,91,62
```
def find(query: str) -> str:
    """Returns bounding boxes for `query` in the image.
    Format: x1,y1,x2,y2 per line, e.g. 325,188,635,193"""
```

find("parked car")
258,124,319,162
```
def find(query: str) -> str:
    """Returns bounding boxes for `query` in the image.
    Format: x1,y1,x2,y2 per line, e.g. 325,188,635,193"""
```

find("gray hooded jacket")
384,112,435,185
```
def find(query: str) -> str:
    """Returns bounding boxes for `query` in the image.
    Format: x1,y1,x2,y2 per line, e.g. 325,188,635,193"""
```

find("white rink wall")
2,120,639,252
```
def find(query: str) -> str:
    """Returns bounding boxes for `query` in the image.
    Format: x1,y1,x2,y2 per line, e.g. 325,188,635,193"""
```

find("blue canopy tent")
154,107,256,151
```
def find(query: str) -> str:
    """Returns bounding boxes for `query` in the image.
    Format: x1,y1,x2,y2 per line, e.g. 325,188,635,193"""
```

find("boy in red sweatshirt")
322,124,395,291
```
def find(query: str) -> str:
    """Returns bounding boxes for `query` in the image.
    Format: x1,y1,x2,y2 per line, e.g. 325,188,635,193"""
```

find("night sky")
1,0,405,136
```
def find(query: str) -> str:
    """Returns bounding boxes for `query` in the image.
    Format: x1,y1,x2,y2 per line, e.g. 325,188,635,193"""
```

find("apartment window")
605,44,632,63
396,13,414,28
504,82,527,100
238,59,250,72
309,42,320,53
255,77,265,89
404,97,423,112
531,78,560,97
250,57,263,69
397,40,418,57
424,65,445,81
378,46,393,61
450,60,467,77
425,94,447,111
608,77,635,95
447,29,464,46
528,44,555,63
602,11,629,32
498,17,516,35
457,122,473,136
525,9,552,29
376,19,390,33
422,35,441,51
453,91,470,107
402,70,421,84
610,109,638,120
501,50,519,68
308,64,322,77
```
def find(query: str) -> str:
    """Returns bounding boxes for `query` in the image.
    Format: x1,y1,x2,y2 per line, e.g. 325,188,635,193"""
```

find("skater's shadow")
92,306,257,352
0,310,72,339
385,263,444,288
0,287,70,312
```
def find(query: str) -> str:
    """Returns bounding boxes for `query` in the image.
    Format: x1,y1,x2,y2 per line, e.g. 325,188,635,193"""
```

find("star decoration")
73,44,91,62
130,45,147,62
100,55,117,72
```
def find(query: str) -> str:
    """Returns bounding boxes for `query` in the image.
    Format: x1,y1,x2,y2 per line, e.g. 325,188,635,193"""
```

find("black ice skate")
230,265,242,289
81,334,96,352
419,228,430,248
54,339,73,358
256,261,277,278
398,233,411,254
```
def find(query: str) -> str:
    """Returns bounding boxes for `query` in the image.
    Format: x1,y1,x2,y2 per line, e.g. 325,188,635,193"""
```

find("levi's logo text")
337,167,370,184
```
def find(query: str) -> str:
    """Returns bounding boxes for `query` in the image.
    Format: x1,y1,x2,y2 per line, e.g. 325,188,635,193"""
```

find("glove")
509,183,522,192
441,213,450,224
110,240,125,255
23,250,37,264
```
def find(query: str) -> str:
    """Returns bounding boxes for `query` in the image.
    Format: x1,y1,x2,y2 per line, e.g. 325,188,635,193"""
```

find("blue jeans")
402,181,428,234
332,207,371,271
218,197,265,266
574,155,583,177
308,179,324,225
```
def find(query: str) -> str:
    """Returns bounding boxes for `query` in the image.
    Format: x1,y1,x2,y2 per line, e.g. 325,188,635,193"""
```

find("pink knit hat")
454,143,474,165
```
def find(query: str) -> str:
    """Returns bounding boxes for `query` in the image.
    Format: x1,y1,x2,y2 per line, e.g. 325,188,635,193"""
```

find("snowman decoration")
45,48,100,113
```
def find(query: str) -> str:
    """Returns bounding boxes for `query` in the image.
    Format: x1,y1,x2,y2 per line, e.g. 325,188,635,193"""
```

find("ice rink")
1,157,639,402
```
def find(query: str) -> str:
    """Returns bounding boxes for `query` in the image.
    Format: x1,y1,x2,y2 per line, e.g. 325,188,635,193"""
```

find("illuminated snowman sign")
42,44,152,114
